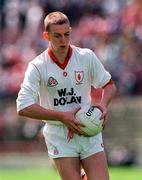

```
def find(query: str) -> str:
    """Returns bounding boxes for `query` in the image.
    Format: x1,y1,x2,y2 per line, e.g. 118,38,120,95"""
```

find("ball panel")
75,106,103,136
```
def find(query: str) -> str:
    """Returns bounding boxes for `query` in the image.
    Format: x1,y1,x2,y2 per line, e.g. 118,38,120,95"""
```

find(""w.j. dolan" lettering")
54,88,81,106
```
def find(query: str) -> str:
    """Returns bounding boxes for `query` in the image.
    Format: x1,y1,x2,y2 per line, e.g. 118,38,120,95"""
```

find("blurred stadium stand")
0,0,142,167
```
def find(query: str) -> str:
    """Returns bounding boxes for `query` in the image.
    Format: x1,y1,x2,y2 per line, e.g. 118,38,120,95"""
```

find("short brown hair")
44,11,70,32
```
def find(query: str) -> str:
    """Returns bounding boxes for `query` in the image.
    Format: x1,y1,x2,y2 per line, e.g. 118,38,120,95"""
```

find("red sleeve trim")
102,79,114,88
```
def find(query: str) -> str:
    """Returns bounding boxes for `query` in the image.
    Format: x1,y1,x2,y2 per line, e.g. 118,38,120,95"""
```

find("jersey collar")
48,46,72,70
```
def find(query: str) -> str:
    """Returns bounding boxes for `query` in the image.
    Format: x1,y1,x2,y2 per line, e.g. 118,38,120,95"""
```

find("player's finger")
67,128,74,141
102,124,105,130
67,122,81,134
74,107,81,114
75,121,86,127
72,124,85,135
102,114,108,129
100,108,107,120
76,125,86,135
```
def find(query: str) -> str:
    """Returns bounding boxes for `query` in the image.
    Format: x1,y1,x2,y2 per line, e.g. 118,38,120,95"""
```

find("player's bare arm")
18,103,84,135
101,80,117,106
91,79,117,127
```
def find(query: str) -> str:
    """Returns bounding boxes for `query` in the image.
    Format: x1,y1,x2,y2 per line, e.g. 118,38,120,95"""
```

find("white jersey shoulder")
72,46,94,57
30,50,48,69
72,45,93,54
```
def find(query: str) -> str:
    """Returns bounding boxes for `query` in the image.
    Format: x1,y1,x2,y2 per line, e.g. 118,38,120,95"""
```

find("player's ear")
69,27,72,32
43,32,50,41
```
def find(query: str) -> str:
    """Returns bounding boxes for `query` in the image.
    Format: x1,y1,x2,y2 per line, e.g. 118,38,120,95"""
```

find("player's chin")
59,45,68,50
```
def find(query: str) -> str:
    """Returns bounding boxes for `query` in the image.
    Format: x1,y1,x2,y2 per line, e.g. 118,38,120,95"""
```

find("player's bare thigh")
53,157,82,180
81,151,109,180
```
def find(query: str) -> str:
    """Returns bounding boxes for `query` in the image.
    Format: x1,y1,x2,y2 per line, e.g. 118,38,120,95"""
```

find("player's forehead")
49,23,71,34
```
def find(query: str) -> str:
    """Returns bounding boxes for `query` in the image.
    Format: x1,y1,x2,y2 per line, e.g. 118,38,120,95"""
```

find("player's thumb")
74,107,85,127
74,107,81,115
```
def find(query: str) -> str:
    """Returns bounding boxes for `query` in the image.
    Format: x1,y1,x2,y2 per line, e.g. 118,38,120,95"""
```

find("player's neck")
49,46,70,64
53,51,68,64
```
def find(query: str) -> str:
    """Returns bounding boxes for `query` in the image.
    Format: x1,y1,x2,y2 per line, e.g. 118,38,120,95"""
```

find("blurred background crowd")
0,0,142,98
0,0,142,166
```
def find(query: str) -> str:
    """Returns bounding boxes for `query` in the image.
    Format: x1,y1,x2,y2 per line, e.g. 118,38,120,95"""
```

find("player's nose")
60,35,66,43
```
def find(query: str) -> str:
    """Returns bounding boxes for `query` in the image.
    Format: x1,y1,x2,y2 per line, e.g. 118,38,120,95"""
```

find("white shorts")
43,123,104,160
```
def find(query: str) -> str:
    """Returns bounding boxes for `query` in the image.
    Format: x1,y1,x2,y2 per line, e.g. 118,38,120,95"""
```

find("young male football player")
16,11,116,180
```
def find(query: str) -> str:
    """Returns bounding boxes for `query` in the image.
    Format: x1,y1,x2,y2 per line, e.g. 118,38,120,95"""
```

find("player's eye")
53,34,61,38
52,32,70,39
65,32,70,37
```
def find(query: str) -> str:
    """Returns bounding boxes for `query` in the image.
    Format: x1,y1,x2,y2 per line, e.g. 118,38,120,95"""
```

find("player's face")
46,23,71,54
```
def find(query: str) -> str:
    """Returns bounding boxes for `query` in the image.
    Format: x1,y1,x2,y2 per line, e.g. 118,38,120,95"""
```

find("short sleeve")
90,52,111,88
16,62,40,111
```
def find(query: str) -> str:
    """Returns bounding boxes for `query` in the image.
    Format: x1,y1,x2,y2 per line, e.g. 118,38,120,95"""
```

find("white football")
75,106,103,136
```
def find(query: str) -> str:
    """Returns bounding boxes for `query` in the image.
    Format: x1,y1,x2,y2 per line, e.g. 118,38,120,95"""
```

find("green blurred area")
0,167,142,180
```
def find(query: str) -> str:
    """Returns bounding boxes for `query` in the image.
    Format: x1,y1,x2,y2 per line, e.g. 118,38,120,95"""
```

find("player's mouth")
59,45,68,52
60,45,67,48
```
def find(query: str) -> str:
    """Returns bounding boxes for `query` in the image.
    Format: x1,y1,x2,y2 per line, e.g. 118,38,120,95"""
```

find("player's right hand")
60,108,85,136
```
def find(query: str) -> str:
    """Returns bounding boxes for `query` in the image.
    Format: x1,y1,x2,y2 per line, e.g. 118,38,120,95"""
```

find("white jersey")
16,45,111,125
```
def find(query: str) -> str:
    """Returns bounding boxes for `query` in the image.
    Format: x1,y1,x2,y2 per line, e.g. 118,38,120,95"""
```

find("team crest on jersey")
75,71,84,84
47,77,58,87
53,147,59,155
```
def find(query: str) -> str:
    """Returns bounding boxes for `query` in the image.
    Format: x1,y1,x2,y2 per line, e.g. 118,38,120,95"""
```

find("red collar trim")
48,46,72,70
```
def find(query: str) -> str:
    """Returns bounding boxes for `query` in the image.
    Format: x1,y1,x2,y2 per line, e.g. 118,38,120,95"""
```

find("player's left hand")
92,104,108,130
